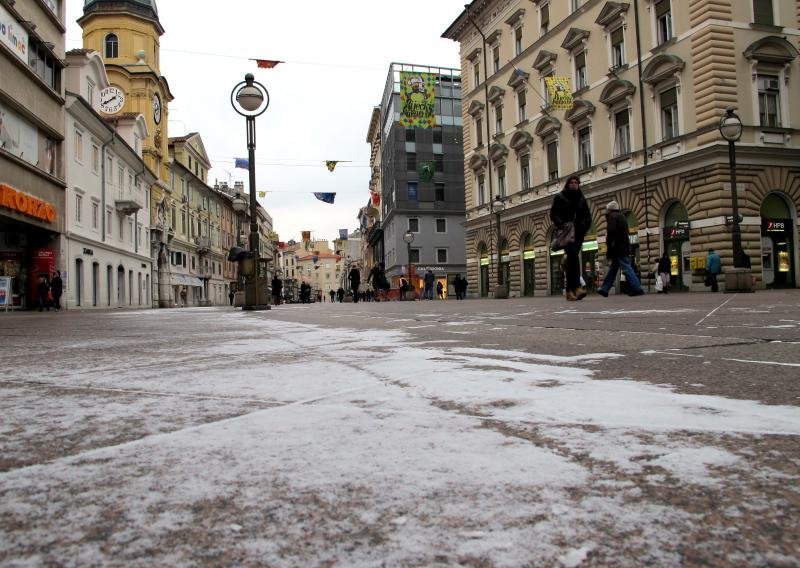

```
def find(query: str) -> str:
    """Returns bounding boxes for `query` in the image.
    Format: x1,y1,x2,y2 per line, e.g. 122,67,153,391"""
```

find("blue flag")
235,158,249,169
339,229,348,240
313,192,336,204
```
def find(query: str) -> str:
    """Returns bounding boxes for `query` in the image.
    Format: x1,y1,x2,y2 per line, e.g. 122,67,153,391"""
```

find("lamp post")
403,229,415,296
232,193,247,246
231,73,269,310
719,107,745,269
490,195,506,296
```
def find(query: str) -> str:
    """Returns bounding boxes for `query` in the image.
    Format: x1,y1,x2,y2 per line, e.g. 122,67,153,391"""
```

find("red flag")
371,191,380,206
254,59,283,69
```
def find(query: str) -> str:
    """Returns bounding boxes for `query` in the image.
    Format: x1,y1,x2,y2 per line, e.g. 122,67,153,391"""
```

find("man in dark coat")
598,201,644,297
50,271,63,311
37,275,50,311
549,176,592,300
348,266,361,303
271,276,283,305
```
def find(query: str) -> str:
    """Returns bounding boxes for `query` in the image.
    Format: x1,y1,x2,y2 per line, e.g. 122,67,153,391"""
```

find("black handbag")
551,222,576,251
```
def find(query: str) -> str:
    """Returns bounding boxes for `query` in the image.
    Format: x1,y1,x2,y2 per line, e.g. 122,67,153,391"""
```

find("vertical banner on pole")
399,72,436,129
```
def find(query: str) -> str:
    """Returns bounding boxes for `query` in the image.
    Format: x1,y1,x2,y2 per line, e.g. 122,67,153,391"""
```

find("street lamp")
403,229,415,295
490,195,506,295
231,193,247,246
718,107,745,269
231,73,269,310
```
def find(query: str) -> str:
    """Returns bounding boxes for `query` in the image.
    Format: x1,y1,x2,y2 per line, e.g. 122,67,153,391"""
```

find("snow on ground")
1,309,799,566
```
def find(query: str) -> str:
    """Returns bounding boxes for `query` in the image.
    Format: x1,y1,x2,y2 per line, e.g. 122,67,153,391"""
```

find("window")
91,144,99,173
520,154,531,189
105,34,119,58
572,0,587,11
753,0,774,25
497,165,506,197
757,75,780,127
495,106,503,134
106,209,112,235
407,152,416,171
515,27,523,56
493,46,500,74
75,194,82,223
409,249,420,263
575,51,588,90
473,61,480,87
171,205,176,230
660,87,679,140
28,39,60,90
435,183,445,201
475,117,483,146
436,219,447,233
119,215,125,240
547,141,559,180
106,156,112,182
437,249,448,263
611,27,625,68
477,173,486,205
129,219,134,243
74,130,83,162
578,127,592,169
434,153,444,172
182,210,187,234
92,202,99,230
540,2,550,36
87,80,94,106
656,0,672,44
406,129,416,142
408,218,419,232
118,166,124,188
517,90,527,122
407,182,418,201
614,109,631,156
433,127,442,144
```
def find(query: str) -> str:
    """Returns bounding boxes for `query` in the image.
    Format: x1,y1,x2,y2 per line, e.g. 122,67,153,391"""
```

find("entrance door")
75,259,83,307
117,266,125,305
549,251,564,295
523,252,535,296
92,262,99,306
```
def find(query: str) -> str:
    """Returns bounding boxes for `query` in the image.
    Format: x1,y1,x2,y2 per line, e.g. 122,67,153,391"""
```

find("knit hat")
606,200,620,212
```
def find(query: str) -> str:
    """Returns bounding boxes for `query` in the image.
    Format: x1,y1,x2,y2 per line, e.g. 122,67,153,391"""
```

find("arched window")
105,34,119,59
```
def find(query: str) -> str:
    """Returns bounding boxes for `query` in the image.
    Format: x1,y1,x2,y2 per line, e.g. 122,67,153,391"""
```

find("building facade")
444,0,800,296
0,0,66,309
79,0,175,306
63,49,156,309
374,63,467,296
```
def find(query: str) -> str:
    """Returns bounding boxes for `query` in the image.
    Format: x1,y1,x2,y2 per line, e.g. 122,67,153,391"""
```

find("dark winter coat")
605,210,631,259
348,268,360,288
50,275,63,297
549,187,592,244
657,256,670,274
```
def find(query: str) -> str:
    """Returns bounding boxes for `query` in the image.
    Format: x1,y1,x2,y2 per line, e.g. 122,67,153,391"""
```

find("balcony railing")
114,189,144,215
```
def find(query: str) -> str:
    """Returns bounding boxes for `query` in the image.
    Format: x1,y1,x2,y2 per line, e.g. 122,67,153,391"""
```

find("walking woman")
549,176,592,301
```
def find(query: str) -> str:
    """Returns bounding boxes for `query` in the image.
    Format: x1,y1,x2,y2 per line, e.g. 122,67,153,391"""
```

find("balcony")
197,267,213,279
114,189,144,215
195,237,211,254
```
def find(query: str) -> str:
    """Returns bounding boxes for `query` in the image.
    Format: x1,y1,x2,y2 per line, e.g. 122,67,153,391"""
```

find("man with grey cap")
597,200,645,297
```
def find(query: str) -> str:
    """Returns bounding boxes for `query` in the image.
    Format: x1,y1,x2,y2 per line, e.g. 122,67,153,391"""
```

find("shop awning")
170,274,203,287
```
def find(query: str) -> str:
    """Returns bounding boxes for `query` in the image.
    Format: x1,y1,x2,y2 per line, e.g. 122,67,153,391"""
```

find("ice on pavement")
1,309,799,566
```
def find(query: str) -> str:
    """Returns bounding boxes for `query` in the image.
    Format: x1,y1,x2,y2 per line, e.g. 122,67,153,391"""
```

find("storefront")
499,240,510,288
662,202,691,290
0,183,62,309
761,218,795,288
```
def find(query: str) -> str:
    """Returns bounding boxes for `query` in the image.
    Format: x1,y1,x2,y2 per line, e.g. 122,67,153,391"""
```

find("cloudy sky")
65,1,465,244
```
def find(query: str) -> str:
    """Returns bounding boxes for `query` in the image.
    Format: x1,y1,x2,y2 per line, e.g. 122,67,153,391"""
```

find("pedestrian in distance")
348,266,361,303
271,276,283,306
549,176,592,301
336,287,345,303
453,275,462,300
50,270,63,311
436,280,444,300
657,252,671,294
228,288,235,306
705,248,722,292
329,289,335,303
423,269,435,300
36,275,50,312
597,200,645,298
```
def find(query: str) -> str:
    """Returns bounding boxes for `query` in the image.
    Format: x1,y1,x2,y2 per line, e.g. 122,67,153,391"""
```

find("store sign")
664,226,689,239
763,219,790,233
416,265,448,272
0,4,27,63
0,183,57,223
83,248,94,256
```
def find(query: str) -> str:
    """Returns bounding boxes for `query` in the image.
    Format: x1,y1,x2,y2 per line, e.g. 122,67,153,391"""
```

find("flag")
399,71,436,129
370,191,380,206
326,160,338,172
257,191,266,198
545,76,574,110
235,158,249,169
254,59,283,69
339,229,348,240
301,231,311,242
313,192,336,204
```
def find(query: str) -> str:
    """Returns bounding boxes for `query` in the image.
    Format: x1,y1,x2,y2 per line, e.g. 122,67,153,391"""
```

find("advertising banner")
399,72,436,129
0,101,39,166
545,76,574,110
0,4,27,63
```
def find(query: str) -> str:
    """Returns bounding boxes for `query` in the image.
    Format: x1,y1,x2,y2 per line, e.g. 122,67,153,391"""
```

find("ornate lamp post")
718,107,745,269
490,195,506,296
231,73,269,310
403,229,415,295
232,193,247,246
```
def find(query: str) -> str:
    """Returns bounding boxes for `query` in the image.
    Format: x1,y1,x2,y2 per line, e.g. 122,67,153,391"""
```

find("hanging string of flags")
313,192,336,204
251,59,283,69
326,160,351,172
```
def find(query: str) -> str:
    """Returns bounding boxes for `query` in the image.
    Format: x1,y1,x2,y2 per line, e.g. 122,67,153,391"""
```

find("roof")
81,0,162,32
85,0,158,16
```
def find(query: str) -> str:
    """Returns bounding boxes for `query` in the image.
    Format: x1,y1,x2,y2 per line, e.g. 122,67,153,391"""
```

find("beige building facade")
444,0,800,296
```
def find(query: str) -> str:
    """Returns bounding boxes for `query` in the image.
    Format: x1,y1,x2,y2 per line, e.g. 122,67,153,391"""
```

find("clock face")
99,86,125,114
152,93,162,124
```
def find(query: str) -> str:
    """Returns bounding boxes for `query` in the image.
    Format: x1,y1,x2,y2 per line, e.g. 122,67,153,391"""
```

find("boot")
575,287,587,300
565,289,577,301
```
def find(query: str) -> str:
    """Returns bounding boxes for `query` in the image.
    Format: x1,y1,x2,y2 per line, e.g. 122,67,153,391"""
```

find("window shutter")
616,109,629,126
655,0,670,17
575,51,585,68
753,0,774,25
611,27,624,45
660,87,677,107
541,4,549,26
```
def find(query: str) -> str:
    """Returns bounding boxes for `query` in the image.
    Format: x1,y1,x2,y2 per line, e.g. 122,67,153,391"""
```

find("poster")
0,101,38,166
399,72,436,129
0,276,10,307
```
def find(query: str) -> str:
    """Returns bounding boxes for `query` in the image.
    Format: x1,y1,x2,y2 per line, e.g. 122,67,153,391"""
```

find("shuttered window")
753,0,774,25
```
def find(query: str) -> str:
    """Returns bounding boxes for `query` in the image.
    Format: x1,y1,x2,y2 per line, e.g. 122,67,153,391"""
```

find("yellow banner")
399,72,436,129
545,76,573,110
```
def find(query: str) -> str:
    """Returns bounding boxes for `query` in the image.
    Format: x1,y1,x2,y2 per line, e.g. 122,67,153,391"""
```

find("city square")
1,292,799,566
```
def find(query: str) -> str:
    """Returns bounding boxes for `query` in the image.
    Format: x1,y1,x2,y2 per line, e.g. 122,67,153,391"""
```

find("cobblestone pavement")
0,291,798,567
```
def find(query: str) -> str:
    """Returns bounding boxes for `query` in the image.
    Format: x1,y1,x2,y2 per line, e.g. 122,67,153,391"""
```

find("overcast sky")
65,1,465,244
